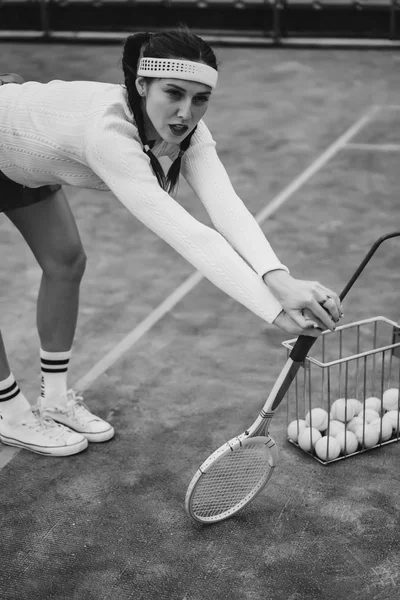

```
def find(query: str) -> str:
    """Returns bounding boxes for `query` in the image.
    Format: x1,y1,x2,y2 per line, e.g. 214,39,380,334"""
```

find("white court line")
0,446,21,470
0,105,379,470
345,143,400,152
255,105,380,222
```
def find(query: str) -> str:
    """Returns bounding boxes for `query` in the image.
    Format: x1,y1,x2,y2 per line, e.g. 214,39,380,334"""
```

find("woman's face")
136,76,212,144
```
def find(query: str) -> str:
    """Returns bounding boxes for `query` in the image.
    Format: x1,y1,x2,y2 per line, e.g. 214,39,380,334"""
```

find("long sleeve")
84,113,284,324
181,121,289,278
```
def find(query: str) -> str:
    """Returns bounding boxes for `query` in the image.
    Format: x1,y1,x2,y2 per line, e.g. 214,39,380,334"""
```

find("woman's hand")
263,269,343,334
273,310,322,337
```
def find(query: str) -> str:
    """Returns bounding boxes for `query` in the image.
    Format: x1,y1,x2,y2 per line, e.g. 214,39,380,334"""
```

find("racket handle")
290,231,400,364
289,335,317,363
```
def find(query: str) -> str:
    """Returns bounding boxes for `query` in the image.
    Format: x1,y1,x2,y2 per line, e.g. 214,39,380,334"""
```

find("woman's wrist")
262,269,292,287
262,269,296,305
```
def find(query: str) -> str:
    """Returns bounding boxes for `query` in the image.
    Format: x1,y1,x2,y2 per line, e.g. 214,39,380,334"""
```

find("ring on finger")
320,295,331,306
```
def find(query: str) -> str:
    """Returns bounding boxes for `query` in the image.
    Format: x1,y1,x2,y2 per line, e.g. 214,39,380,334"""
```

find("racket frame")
185,358,303,523
185,434,278,523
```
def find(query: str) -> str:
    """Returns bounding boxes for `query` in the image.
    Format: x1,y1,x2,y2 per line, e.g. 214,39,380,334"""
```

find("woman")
0,27,342,457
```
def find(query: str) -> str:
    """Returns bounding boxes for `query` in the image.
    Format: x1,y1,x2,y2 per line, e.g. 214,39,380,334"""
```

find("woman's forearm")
86,137,284,324
170,224,284,324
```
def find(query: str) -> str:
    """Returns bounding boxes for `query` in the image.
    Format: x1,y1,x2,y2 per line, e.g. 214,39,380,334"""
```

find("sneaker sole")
51,420,115,443
0,434,88,456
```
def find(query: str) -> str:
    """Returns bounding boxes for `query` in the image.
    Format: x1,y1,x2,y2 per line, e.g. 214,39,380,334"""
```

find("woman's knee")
5,188,87,282
41,245,87,282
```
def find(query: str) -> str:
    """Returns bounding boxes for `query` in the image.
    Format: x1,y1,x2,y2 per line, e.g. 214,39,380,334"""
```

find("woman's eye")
193,97,209,106
167,90,181,98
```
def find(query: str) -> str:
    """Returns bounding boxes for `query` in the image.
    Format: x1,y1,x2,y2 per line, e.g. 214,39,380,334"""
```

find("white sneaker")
0,407,88,456
41,390,115,443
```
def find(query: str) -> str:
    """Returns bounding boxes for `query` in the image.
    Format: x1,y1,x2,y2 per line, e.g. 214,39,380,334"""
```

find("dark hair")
122,26,218,194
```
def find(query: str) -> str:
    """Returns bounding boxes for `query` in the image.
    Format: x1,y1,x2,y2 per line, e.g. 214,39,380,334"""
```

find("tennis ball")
298,427,322,452
358,408,380,424
355,423,380,448
364,396,383,414
347,416,363,433
384,410,400,433
305,408,328,431
330,398,356,422
349,399,363,416
287,419,307,442
327,419,346,437
315,435,341,461
370,417,393,442
382,388,400,411
335,430,359,454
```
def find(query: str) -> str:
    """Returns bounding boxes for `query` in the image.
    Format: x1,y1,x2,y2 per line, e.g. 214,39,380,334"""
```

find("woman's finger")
302,308,328,330
320,296,340,321
273,311,304,335
307,299,337,331
286,309,324,337
315,285,343,320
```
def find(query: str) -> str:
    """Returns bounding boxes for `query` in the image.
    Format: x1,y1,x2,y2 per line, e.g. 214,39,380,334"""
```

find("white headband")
137,58,218,89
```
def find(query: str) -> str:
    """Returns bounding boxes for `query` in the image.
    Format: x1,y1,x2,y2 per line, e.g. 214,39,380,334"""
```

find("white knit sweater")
0,79,288,323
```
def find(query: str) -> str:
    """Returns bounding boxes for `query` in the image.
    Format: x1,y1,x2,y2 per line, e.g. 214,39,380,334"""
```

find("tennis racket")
185,231,400,524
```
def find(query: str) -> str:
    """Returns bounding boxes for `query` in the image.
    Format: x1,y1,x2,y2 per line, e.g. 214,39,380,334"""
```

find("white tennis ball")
382,388,400,411
358,408,380,424
335,430,359,454
347,416,363,433
330,398,356,422
315,435,341,461
364,396,383,414
287,419,307,442
384,410,400,433
370,417,393,442
305,408,328,431
327,419,346,437
298,427,322,452
349,399,363,415
355,423,380,448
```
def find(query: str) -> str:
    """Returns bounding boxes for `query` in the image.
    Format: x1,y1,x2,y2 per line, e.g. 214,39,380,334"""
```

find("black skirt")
0,73,62,213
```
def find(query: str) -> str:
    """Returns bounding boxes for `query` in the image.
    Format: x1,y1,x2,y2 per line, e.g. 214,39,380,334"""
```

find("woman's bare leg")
5,188,86,352
0,332,11,381
2,188,113,444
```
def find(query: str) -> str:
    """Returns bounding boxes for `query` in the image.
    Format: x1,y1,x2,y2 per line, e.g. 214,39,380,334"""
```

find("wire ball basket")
284,316,400,464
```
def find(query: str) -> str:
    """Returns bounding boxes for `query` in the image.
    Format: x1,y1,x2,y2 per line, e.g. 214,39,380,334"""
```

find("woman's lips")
169,124,189,136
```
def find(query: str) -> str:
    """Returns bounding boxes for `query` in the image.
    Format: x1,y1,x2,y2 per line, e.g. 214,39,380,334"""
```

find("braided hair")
122,27,218,195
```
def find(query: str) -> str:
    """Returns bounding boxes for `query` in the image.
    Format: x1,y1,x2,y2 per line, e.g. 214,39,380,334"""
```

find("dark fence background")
0,0,399,43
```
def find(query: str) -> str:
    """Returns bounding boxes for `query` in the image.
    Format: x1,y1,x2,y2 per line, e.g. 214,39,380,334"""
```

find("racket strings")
192,443,272,518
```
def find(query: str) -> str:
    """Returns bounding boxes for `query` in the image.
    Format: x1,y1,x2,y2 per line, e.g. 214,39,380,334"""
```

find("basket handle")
290,231,400,362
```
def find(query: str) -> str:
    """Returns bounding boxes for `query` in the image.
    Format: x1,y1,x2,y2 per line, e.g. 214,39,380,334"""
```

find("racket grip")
289,335,317,363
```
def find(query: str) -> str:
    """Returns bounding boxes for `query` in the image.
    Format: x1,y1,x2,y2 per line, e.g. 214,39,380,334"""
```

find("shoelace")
66,389,84,405
23,408,68,440
64,390,95,422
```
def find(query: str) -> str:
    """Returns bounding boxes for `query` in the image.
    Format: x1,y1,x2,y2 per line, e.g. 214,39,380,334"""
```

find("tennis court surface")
1,44,400,600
